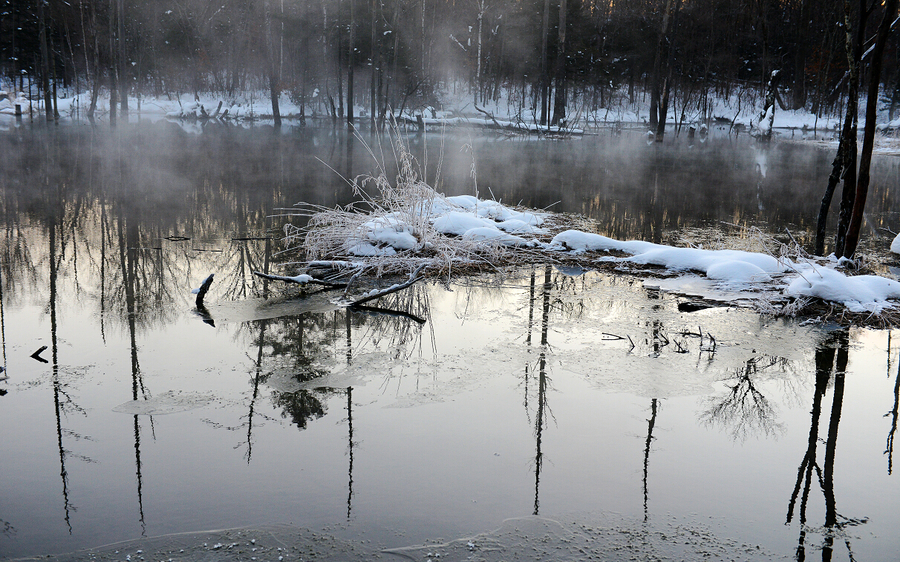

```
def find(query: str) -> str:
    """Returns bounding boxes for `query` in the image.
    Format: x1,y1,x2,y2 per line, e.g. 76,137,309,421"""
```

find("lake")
1,120,899,561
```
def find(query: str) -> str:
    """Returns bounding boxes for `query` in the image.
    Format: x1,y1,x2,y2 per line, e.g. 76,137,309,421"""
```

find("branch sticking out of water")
349,264,428,307
193,274,214,308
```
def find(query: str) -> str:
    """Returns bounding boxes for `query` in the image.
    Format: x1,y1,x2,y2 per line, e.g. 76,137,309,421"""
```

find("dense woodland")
2,0,900,127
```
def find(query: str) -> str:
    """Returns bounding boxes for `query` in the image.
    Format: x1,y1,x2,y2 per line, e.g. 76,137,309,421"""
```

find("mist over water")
1,124,900,561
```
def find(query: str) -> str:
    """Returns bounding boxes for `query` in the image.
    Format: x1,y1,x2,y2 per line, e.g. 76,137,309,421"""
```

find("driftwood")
348,264,427,307
252,271,347,288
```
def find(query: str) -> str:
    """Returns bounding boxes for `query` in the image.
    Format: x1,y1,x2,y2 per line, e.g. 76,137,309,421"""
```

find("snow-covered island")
272,137,900,326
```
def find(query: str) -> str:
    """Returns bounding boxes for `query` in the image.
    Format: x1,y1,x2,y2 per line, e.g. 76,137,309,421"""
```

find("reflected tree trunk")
49,210,74,533
533,265,552,515
787,329,853,560
887,353,900,475
643,398,658,522
346,386,355,520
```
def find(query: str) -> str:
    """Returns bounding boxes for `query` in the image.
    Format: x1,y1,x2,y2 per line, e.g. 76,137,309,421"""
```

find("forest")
2,0,900,127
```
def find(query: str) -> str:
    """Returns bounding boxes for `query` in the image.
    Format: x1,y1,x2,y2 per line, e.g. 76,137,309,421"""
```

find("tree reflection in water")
886,332,900,475
700,355,790,440
786,329,867,562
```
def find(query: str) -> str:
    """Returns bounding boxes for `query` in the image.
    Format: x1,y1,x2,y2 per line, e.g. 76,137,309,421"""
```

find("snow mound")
0,91,30,115
891,232,900,254
462,227,533,247
550,228,900,313
786,266,900,313
706,260,772,282
446,195,544,225
432,211,498,236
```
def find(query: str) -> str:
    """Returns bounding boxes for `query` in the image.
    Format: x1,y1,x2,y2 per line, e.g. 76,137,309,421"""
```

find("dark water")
1,122,899,561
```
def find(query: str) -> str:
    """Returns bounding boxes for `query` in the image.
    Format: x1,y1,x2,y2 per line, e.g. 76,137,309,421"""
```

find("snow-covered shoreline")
0,85,855,135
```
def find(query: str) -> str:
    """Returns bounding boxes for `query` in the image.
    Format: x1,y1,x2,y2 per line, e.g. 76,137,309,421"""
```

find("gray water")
1,121,899,561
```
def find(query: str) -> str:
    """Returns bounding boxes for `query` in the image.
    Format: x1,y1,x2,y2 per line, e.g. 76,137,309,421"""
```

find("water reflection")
785,329,863,561
2,125,900,560
642,398,659,523
700,355,790,440
888,359,900,476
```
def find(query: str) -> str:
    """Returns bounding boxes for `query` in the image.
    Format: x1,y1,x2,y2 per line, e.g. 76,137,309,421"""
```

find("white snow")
549,228,900,313
335,186,900,314
891,232,900,254
346,241,397,257
0,91,31,115
359,214,419,250
432,211,498,236
462,227,533,247
786,265,900,313
706,260,772,282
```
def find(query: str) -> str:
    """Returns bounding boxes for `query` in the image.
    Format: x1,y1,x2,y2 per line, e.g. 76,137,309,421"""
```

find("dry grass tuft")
281,125,564,280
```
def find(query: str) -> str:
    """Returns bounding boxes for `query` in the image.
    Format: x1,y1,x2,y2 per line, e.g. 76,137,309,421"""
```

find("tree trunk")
270,73,282,127
348,0,355,127
792,0,811,109
649,0,679,133
814,136,846,255
475,0,485,105
370,0,377,129
550,0,567,126
539,0,550,126
842,0,899,258
337,0,345,120
835,0,867,257
38,0,53,120
655,0,681,141
118,0,127,112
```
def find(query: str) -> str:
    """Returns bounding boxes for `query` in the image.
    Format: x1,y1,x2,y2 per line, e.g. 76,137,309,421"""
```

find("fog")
4,0,896,128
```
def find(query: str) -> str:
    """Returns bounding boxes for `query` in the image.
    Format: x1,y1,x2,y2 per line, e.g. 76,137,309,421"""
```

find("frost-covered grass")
281,126,556,279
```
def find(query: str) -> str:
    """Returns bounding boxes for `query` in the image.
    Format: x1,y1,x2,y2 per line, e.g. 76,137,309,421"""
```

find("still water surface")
1,123,899,560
